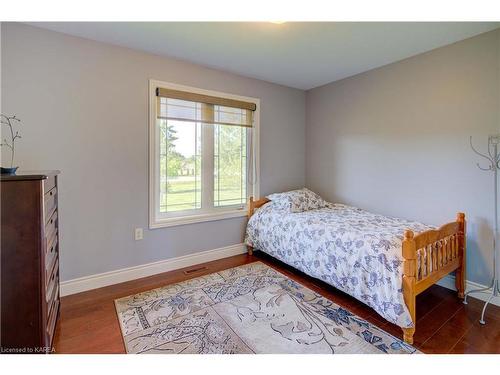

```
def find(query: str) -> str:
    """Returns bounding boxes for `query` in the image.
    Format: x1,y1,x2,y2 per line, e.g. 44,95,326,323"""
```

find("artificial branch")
0,114,22,168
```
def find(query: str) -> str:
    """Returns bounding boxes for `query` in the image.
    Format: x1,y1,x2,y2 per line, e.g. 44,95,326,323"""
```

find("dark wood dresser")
1,171,60,353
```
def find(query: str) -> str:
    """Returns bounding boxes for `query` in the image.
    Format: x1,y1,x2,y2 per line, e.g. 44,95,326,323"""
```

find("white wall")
306,29,500,285
1,23,306,281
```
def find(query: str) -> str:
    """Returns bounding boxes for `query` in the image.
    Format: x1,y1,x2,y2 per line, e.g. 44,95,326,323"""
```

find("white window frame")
149,79,260,229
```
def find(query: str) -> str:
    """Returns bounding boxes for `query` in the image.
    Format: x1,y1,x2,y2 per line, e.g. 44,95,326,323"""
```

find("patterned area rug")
115,262,417,354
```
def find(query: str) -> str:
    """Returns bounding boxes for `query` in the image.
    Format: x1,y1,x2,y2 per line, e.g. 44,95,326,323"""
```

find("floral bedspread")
245,202,433,328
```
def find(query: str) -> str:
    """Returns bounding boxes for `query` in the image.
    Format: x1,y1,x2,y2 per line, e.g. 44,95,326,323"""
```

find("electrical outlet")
134,228,143,241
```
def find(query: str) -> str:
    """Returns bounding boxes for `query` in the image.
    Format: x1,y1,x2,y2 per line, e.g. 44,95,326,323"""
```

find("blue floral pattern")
245,202,433,328
266,188,329,213
116,262,417,353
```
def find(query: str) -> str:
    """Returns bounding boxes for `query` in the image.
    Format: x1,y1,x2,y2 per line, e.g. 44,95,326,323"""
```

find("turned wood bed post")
455,212,466,298
246,196,270,256
402,230,417,345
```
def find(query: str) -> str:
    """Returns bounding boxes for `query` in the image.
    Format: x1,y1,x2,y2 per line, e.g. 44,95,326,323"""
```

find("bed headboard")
247,196,270,218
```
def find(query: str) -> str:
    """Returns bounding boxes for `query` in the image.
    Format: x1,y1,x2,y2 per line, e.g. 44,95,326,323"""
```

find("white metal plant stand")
463,135,500,325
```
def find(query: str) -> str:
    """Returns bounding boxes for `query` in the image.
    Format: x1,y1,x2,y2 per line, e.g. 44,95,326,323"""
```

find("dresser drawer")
44,187,57,222
47,275,59,308
45,257,58,292
45,263,59,350
46,298,59,348
45,210,58,240
45,233,58,276
44,175,56,193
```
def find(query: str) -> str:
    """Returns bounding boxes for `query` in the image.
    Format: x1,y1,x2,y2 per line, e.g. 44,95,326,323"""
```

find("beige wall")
1,23,306,281
306,29,500,285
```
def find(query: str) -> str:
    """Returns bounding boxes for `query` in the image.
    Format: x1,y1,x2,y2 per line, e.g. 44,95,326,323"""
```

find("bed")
245,192,466,345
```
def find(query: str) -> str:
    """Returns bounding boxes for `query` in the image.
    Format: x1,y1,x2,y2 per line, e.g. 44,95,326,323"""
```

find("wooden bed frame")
246,197,466,345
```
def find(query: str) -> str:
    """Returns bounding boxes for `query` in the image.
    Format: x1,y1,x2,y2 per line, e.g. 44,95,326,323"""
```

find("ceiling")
28,22,499,90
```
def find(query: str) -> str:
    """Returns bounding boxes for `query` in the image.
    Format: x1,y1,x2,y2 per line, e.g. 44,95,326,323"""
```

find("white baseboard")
60,243,246,297
436,275,500,307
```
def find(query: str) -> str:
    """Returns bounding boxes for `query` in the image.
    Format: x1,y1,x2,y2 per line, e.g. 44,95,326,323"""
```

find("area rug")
115,262,417,354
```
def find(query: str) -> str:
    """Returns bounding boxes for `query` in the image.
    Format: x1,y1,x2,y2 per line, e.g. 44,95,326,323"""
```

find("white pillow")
266,188,328,213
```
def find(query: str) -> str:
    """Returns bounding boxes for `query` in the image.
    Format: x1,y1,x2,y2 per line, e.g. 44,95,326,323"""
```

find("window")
149,80,259,228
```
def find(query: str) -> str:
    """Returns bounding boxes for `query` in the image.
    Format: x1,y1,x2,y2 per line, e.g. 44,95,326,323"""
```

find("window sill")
149,209,247,229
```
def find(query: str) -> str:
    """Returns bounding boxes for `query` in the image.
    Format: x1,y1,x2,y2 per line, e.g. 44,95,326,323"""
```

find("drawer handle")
50,191,54,196
50,218,53,224
50,245,54,253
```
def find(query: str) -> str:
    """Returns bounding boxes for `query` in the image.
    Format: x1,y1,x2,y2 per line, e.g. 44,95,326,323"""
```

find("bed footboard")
401,212,466,344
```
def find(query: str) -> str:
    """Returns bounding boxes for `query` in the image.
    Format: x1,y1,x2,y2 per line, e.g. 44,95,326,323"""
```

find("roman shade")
156,87,255,128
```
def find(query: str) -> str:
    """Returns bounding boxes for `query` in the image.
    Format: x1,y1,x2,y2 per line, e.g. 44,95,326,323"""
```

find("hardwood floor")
53,252,500,354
